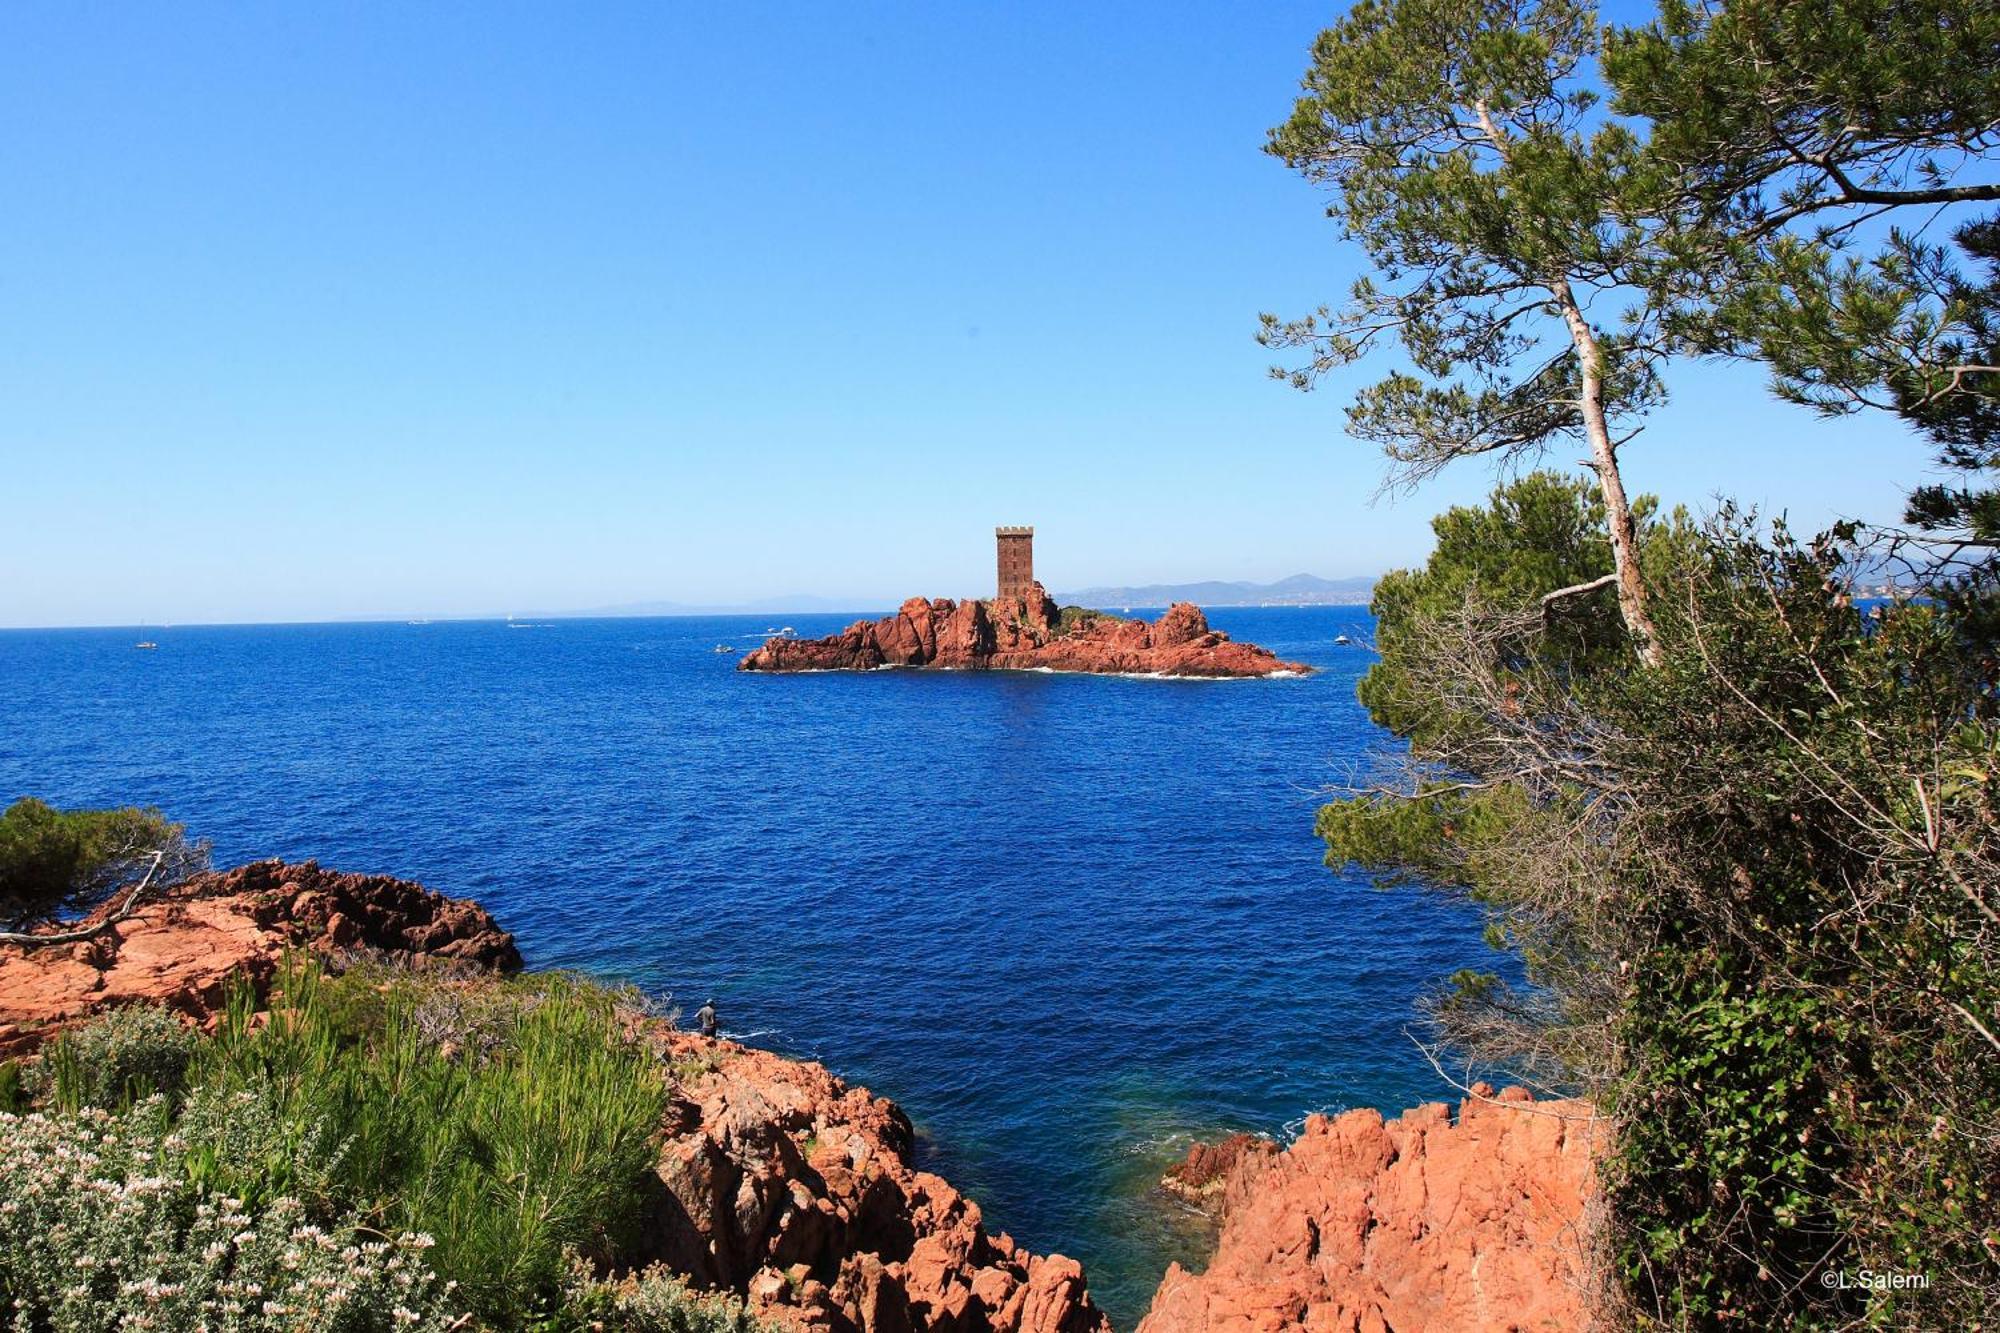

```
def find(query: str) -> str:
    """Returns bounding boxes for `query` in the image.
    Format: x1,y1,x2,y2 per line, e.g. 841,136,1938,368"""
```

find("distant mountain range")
547,574,1377,619
1053,573,1376,608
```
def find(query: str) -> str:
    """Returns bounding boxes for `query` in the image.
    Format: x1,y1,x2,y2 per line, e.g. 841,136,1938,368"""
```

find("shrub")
0,1101,466,1331
173,1082,352,1214
551,1259,771,1333
0,797,198,930
1053,605,1124,636
198,959,671,1326
35,1004,200,1112
1324,487,2000,1325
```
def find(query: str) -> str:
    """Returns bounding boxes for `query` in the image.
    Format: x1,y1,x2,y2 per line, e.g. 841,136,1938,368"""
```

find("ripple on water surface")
0,606,1503,1328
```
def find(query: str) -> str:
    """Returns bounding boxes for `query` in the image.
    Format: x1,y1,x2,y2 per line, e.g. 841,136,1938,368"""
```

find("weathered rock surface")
739,586,1309,679
640,1029,1109,1333
1138,1086,1604,1333
0,859,520,1058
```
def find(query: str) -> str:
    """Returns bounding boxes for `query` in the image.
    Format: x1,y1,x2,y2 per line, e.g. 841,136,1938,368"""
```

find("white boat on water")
1334,634,1351,645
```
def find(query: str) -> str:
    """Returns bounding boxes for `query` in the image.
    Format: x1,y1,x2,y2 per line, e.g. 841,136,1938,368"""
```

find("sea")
0,606,1502,1327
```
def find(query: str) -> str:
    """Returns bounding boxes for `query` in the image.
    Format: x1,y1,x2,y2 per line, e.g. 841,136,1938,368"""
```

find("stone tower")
996,526,1034,602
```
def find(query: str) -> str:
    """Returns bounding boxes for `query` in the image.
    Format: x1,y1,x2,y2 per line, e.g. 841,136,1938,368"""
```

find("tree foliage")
1606,0,2000,546
1266,0,1678,659
0,797,198,931
1605,0,2000,226
1328,473,2000,1324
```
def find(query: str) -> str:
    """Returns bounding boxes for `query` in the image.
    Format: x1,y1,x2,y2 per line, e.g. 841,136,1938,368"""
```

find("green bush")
3,960,682,1328
0,797,189,929
1322,481,2000,1326
173,1081,352,1213
36,1004,200,1112
0,1100,465,1331
196,959,671,1326
550,1260,771,1333
1053,605,1124,636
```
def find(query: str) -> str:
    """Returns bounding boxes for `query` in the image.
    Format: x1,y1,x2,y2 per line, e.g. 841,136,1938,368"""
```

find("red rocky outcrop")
1159,1133,1280,1209
0,862,1108,1333
0,859,520,1058
640,1029,1109,1333
739,586,1309,679
1138,1086,1604,1333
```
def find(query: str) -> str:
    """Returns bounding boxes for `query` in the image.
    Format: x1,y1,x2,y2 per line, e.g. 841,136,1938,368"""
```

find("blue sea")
0,606,1499,1326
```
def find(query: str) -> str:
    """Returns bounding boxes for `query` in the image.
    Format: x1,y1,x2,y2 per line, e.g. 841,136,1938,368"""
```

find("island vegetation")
1051,605,1127,637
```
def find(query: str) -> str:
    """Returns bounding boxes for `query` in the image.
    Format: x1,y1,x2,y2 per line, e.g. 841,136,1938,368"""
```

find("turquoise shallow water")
0,605,1500,1326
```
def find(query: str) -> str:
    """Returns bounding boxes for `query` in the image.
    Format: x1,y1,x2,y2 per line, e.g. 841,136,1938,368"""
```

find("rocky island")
739,528,1310,679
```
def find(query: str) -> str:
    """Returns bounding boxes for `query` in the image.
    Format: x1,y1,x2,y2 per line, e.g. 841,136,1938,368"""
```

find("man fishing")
696,998,719,1039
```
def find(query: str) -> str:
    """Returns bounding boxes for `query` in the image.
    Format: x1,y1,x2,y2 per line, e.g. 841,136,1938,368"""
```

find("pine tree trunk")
1469,102,1661,666
1556,285,1662,666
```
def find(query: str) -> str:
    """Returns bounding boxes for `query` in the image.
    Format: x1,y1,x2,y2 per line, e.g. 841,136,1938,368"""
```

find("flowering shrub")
0,1102,468,1331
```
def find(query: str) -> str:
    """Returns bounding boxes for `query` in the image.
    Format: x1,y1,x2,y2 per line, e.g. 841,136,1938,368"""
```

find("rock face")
739,587,1310,679
642,1029,1108,1333
1138,1086,1603,1333
0,859,521,1058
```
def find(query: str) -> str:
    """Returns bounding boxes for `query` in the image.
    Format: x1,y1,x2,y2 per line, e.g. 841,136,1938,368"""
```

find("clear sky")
0,2,1941,627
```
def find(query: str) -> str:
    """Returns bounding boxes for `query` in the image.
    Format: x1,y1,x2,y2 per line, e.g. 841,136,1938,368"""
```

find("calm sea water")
0,606,1498,1325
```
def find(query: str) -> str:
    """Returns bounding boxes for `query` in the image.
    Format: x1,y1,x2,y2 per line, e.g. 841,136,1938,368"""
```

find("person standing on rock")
697,998,719,1039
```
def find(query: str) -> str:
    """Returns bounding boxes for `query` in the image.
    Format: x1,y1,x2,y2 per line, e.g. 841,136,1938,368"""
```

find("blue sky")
0,2,1940,627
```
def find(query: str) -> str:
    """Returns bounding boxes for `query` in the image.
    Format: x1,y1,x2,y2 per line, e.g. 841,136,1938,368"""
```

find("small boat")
713,644,738,654
1334,634,1351,645
134,641,158,650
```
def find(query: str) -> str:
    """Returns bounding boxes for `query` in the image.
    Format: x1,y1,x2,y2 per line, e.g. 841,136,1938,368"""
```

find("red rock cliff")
738,587,1309,679
1137,1087,1604,1333
0,858,520,1058
642,1028,1107,1333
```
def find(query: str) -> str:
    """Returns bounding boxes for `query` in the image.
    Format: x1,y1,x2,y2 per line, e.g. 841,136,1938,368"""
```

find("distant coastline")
560,574,1378,620
1053,573,1376,608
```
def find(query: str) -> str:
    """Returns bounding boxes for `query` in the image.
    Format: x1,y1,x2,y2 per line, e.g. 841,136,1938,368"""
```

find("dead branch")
0,850,168,948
